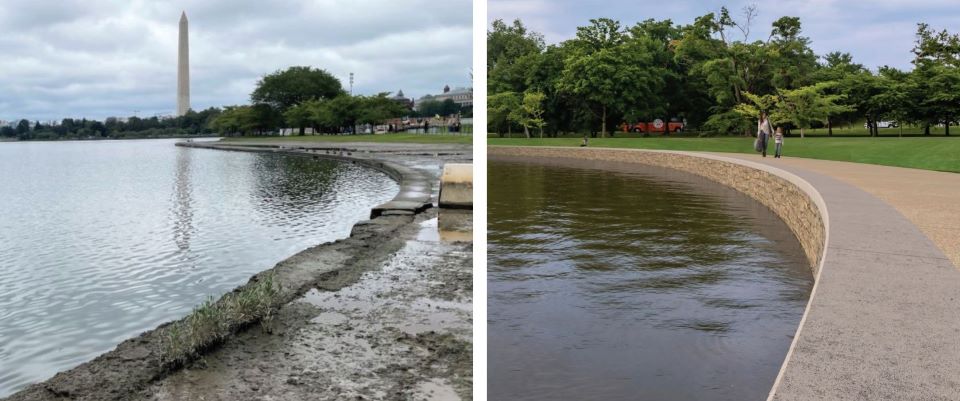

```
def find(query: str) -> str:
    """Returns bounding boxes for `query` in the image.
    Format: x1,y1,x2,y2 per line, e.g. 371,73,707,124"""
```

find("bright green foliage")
737,82,853,137
519,91,547,138
775,82,853,137
488,91,521,136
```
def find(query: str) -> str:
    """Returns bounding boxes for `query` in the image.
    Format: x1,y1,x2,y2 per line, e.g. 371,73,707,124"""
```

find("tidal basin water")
0,139,398,396
488,158,813,401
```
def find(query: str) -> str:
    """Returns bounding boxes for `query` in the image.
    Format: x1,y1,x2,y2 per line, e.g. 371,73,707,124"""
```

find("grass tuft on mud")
160,273,282,366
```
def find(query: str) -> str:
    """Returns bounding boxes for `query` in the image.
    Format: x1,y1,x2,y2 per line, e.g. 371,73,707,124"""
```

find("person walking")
757,112,772,158
774,126,784,158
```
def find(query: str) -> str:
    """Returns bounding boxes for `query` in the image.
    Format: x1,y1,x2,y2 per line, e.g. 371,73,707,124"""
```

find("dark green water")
488,158,813,401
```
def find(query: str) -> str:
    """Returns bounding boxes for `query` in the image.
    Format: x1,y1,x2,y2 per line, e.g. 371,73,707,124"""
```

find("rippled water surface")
488,158,813,401
0,139,398,396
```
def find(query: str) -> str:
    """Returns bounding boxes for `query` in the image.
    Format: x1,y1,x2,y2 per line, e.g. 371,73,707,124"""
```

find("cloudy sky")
489,0,960,71
0,0,472,121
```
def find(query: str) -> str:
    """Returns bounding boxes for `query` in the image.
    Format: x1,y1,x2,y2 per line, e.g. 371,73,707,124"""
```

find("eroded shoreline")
5,141,472,401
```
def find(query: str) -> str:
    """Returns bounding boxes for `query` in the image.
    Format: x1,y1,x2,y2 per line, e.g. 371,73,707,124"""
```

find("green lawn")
488,136,960,173
222,133,472,145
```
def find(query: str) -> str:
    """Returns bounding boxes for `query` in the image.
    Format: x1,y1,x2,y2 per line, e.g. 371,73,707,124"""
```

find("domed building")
390,89,414,110
414,85,473,112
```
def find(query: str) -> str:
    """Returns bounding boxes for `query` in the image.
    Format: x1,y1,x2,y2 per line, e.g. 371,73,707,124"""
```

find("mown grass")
159,273,282,366
222,133,472,144
488,136,960,173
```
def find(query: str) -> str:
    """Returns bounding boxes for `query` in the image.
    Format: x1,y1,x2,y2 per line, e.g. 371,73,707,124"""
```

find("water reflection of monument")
172,148,194,250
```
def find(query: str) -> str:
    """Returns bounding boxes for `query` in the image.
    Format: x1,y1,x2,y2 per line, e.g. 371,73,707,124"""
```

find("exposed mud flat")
140,211,472,401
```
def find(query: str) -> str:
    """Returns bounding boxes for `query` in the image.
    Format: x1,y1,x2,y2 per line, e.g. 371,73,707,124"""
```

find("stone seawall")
489,146,826,273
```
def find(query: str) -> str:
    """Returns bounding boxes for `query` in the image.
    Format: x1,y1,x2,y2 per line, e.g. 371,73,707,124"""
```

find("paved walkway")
719,154,960,270
707,154,960,400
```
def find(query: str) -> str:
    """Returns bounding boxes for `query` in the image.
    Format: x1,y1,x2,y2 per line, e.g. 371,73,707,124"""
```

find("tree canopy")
489,10,960,137
251,66,345,112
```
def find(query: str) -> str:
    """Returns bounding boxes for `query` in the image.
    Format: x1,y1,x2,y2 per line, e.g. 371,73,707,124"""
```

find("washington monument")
176,11,190,116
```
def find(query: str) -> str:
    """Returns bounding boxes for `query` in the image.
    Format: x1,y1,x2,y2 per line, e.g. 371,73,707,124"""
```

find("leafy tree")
416,99,440,117
557,20,667,136
15,119,30,139
775,82,853,137
488,19,545,93
488,91,521,137
814,52,867,134
324,95,362,133
284,102,313,135
358,93,408,125
519,91,547,138
210,106,254,135
924,65,960,135
251,66,344,112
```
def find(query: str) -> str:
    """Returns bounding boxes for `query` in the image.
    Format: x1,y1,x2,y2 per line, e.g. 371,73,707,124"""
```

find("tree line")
3,66,470,140
209,66,470,136
488,7,960,137
0,108,222,141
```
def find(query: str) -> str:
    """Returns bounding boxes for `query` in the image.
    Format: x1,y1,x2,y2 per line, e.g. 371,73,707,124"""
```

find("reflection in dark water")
0,139,398,396
488,158,813,401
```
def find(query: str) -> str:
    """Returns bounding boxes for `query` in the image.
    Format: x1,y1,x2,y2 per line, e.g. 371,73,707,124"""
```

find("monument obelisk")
176,11,190,116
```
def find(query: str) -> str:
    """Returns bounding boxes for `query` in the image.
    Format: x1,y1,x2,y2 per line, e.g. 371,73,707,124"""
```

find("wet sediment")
142,210,472,401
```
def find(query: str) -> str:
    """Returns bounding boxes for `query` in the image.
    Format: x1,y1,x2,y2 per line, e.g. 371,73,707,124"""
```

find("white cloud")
0,0,472,120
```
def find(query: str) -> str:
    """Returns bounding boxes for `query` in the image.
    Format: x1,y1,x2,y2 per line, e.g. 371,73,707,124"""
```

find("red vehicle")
621,119,684,134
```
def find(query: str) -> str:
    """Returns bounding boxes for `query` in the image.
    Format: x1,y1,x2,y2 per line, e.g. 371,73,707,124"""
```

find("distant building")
390,89,414,110
415,85,473,111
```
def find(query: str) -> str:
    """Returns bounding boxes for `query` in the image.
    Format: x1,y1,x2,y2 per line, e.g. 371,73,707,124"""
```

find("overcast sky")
0,0,472,121
489,0,960,72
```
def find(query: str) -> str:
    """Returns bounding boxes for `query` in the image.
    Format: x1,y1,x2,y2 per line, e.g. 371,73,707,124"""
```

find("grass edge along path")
222,133,471,145
488,136,960,173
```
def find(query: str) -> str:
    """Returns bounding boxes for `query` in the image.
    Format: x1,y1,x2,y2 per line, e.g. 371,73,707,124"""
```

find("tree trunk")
946,120,951,136
524,125,530,139
924,123,931,135
827,118,833,136
601,106,608,138
800,127,805,138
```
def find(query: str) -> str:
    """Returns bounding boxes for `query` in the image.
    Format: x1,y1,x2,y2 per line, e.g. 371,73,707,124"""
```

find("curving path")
719,154,960,271
490,146,960,400
721,154,960,400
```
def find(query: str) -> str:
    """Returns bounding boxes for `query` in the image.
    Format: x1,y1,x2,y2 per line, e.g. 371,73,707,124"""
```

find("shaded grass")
159,273,282,366
488,136,960,173
222,133,471,145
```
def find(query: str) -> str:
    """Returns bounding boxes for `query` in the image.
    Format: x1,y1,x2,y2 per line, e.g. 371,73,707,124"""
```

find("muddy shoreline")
4,142,471,401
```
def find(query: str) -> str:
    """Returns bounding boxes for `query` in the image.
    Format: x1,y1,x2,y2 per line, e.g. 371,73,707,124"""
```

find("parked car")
621,119,685,134
865,121,898,128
